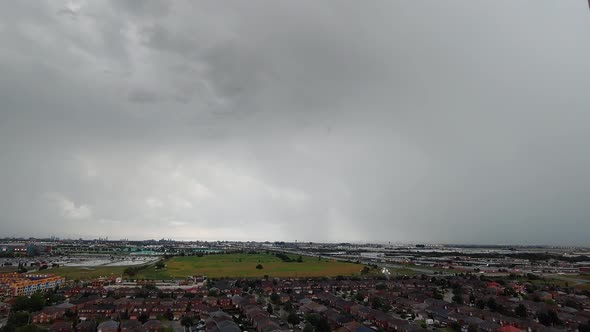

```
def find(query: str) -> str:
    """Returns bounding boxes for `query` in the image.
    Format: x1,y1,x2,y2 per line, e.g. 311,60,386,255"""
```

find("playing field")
44,253,365,280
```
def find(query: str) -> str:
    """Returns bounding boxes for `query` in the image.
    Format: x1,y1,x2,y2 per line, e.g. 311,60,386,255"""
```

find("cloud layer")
1,1,590,244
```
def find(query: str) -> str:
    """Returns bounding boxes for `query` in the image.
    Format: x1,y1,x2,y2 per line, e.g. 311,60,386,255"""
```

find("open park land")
45,253,365,280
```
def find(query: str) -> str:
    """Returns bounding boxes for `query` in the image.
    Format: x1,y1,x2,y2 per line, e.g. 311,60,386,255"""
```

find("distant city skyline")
1,1,590,245
0,235,588,249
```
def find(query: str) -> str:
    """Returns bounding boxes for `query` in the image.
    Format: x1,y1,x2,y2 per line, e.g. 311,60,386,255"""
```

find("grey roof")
97,320,119,329
209,311,232,319
355,326,374,332
206,318,241,332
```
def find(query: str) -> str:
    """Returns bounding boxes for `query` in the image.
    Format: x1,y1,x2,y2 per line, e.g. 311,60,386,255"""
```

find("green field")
42,266,128,280
45,253,365,280
558,274,590,281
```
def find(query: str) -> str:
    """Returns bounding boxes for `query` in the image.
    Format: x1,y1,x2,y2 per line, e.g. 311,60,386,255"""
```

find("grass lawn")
558,274,590,281
0,266,18,273
39,253,364,280
389,267,421,276
136,253,364,279
40,266,128,280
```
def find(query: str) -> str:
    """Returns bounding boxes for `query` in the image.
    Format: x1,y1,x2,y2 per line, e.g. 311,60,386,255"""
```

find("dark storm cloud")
1,0,589,244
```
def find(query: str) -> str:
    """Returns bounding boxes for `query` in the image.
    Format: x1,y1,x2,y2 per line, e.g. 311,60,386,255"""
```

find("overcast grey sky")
1,1,589,244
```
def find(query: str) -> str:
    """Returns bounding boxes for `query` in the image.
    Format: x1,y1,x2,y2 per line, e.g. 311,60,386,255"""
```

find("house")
55,303,77,312
334,299,355,313
279,293,291,303
131,303,152,317
120,320,142,332
160,300,175,307
300,302,327,314
230,295,243,307
49,321,73,332
218,297,232,309
497,325,521,332
97,320,118,332
145,298,160,306
323,308,350,329
78,305,116,319
143,319,162,332
478,321,500,332
192,303,217,319
355,306,377,321
255,319,280,332
75,320,96,332
206,297,219,306
388,318,410,332
205,311,241,332
399,323,429,332
150,304,169,318
485,285,502,296
261,282,274,294
374,313,405,330
335,321,374,332
171,303,188,320
32,307,66,324
537,292,553,302
0,301,9,315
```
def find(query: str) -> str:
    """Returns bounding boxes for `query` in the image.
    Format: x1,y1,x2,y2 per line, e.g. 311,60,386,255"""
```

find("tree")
267,305,273,314
467,324,478,332
433,290,443,300
304,313,320,327
297,256,303,263
155,261,165,269
537,310,562,327
503,287,517,297
371,297,383,309
12,294,45,312
287,312,300,326
449,321,461,332
303,324,314,332
139,313,150,324
17,263,27,274
515,304,527,318
270,293,280,304
124,267,137,276
165,311,174,321
256,264,264,269
5,311,31,330
578,321,590,332
159,327,174,332
284,301,293,312
180,317,193,328
316,318,330,332
375,283,387,290
207,288,219,297
15,325,47,332
452,294,464,305
486,297,498,311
